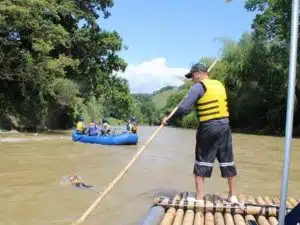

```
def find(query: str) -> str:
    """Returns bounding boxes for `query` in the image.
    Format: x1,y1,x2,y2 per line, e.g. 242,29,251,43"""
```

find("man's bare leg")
227,176,238,203
227,176,236,196
195,175,205,200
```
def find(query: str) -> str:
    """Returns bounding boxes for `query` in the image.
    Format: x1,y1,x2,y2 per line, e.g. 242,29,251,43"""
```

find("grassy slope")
152,88,177,109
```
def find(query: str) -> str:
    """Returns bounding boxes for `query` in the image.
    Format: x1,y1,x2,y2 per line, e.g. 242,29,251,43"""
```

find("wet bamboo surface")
154,192,300,225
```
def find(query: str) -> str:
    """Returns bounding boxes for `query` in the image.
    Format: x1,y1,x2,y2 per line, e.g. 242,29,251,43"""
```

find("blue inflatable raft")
72,131,138,145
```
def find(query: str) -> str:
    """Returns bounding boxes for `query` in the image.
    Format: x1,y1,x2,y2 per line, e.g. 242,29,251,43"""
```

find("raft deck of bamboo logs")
141,192,300,225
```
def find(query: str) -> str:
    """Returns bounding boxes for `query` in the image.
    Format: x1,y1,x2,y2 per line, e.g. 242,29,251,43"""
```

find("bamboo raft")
141,192,300,225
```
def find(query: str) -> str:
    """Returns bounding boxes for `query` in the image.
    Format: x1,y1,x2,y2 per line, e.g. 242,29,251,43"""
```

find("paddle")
69,58,220,225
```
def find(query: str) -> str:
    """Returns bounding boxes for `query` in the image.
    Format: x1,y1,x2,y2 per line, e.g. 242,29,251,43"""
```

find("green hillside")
130,86,178,125
151,86,177,109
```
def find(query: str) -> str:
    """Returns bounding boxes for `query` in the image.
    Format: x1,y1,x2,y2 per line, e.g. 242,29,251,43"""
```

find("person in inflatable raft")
100,118,112,136
87,120,100,136
126,117,137,134
76,116,87,134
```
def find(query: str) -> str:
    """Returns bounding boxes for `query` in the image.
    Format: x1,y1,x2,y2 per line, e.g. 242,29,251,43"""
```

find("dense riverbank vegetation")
1,0,299,136
0,0,134,131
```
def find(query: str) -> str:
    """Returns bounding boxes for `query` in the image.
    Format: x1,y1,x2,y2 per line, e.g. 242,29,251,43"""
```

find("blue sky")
99,0,255,93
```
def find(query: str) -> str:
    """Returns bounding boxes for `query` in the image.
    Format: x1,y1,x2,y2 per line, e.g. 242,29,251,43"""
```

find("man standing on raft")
162,63,238,203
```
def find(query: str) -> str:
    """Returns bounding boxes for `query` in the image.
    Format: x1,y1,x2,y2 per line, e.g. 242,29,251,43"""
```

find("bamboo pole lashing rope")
256,196,271,225
262,197,278,225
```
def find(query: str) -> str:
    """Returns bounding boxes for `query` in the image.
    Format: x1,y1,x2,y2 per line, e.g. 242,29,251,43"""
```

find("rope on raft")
153,197,293,217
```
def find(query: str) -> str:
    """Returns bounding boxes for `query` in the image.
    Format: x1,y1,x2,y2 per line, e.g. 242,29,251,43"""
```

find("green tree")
131,94,158,125
0,0,131,130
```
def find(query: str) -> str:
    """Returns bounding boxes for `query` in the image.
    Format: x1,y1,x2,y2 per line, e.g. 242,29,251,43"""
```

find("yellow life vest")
196,79,229,122
76,121,85,131
132,125,137,133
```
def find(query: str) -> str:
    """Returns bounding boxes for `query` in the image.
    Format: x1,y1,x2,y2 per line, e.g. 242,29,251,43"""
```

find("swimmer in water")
68,175,93,189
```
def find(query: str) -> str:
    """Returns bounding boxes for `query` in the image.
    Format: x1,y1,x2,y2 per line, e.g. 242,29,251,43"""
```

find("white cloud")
117,57,189,94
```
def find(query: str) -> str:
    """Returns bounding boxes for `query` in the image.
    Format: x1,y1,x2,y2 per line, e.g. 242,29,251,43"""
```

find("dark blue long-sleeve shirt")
176,83,205,116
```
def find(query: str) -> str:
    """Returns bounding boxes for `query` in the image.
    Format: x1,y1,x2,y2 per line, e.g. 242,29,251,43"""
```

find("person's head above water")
130,116,136,123
68,174,80,182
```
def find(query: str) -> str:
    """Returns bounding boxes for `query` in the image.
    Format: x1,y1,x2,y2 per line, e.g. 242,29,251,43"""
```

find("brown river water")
0,126,299,225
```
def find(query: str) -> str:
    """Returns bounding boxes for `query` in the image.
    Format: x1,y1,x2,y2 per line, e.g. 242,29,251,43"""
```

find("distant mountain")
152,86,176,95
131,93,152,102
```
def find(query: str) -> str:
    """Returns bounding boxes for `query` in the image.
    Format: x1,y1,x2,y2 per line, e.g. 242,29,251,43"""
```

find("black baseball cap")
185,63,208,79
